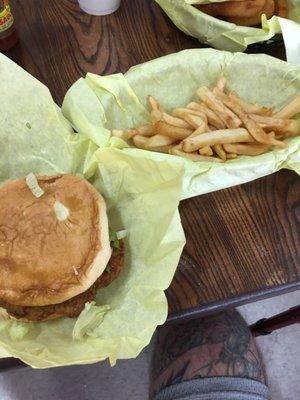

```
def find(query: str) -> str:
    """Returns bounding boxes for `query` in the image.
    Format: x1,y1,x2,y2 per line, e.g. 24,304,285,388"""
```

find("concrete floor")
0,291,299,400
238,291,300,400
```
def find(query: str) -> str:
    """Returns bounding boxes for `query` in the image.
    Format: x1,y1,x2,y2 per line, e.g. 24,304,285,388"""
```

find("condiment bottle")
0,0,18,52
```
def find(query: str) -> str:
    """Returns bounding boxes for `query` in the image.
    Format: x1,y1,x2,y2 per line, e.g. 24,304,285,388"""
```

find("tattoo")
150,310,265,398
163,360,190,388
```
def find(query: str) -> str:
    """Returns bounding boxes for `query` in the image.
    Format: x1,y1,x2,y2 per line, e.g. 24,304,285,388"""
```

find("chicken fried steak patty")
0,243,124,321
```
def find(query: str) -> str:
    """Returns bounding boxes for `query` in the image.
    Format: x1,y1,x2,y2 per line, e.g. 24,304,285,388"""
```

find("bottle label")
0,1,13,33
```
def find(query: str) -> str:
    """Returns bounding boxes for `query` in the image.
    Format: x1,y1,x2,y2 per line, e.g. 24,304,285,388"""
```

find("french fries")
228,92,272,115
213,144,226,161
154,121,193,140
133,135,149,149
112,76,299,162
162,112,191,128
184,114,207,129
112,129,136,141
187,102,225,129
213,88,286,148
199,146,213,156
133,135,172,153
172,108,208,124
151,109,163,124
250,114,290,130
274,96,300,119
223,143,270,156
281,119,300,137
147,134,177,147
197,86,242,128
189,122,207,137
215,76,227,93
226,153,237,159
182,128,252,153
148,95,163,112
169,146,221,163
136,125,155,137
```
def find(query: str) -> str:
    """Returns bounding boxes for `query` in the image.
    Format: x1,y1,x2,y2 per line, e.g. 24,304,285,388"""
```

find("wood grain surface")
6,0,300,322
167,169,300,319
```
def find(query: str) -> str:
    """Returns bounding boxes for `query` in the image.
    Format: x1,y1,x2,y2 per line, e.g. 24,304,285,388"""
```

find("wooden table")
7,0,300,325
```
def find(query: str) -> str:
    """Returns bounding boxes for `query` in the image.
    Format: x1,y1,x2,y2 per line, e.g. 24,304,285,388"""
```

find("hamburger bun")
0,174,112,310
0,241,125,322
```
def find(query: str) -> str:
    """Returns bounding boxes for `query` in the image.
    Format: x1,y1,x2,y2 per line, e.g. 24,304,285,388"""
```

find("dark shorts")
154,377,270,400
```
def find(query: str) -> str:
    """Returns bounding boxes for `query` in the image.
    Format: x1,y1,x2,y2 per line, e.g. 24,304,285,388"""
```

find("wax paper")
62,49,300,200
155,0,300,52
0,54,92,181
0,54,185,367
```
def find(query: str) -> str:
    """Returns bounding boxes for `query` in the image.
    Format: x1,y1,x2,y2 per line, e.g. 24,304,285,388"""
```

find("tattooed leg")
150,309,266,399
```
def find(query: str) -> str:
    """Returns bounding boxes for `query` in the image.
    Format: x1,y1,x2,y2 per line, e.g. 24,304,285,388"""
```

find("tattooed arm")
150,310,266,398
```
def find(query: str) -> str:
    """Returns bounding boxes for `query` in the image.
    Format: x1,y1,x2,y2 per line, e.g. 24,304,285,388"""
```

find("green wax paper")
0,54,185,367
155,0,300,52
0,54,92,180
62,49,300,200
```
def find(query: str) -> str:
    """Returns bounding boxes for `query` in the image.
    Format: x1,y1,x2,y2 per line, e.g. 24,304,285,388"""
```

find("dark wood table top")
7,0,300,325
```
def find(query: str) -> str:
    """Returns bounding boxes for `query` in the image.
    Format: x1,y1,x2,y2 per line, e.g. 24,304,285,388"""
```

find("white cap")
78,0,121,16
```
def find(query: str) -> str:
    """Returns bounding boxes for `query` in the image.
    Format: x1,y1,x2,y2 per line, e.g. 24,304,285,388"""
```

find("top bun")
0,174,111,307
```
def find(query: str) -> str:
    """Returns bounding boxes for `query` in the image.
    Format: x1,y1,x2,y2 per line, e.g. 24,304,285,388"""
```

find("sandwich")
0,174,125,322
196,0,288,27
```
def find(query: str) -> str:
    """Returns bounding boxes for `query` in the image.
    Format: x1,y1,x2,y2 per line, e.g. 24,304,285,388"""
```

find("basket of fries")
63,49,300,200
155,0,300,52
118,80,293,162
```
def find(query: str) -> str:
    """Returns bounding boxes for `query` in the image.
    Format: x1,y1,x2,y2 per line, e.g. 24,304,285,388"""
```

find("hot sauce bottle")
0,0,18,52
